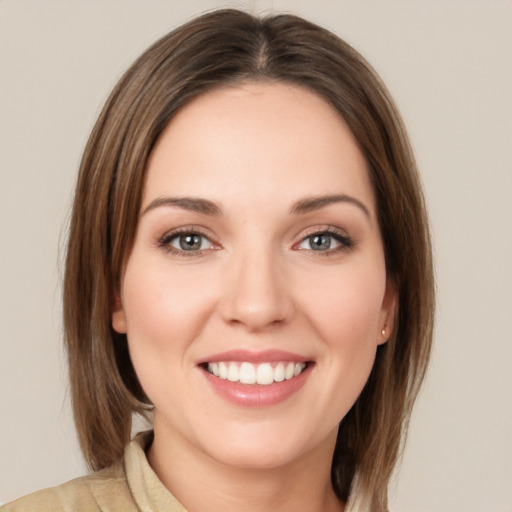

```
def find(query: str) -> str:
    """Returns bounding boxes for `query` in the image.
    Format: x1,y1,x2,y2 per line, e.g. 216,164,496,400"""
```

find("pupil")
311,234,330,250
180,234,201,250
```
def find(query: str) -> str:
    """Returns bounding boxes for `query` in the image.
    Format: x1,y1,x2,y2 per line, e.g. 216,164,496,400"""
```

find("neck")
147,416,344,512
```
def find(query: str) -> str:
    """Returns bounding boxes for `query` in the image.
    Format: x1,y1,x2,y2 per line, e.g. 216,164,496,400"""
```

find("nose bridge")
220,239,293,330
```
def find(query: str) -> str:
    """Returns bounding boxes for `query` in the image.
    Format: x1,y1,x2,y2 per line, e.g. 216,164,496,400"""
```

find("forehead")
143,82,375,215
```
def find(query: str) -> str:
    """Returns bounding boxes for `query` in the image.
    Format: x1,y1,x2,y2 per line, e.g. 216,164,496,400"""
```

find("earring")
381,328,386,338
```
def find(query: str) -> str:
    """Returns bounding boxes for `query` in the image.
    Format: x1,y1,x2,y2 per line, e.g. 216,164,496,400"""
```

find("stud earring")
381,328,386,338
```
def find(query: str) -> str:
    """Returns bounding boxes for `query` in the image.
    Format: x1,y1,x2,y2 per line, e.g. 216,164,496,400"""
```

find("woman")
3,9,434,512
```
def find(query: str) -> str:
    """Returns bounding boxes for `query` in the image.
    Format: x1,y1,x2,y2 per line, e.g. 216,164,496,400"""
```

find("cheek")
120,257,218,384
303,263,386,343
301,263,386,391
123,256,215,336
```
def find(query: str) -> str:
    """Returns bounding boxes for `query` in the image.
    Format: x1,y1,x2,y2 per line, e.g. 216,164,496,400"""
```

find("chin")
208,442,300,470
197,422,329,471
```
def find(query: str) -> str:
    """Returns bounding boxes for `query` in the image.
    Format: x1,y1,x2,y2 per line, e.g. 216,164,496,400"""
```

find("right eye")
166,232,214,252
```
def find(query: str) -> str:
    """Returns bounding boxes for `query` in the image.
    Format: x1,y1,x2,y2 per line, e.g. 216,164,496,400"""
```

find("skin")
112,82,395,512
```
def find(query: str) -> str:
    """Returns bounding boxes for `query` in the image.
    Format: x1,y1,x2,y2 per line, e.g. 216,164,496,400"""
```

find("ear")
112,290,127,334
378,279,397,345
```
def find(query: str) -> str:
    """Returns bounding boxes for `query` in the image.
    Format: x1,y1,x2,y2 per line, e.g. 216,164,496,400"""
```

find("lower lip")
201,365,312,407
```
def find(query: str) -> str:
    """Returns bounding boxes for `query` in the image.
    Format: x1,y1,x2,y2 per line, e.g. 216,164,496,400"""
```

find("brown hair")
63,9,434,510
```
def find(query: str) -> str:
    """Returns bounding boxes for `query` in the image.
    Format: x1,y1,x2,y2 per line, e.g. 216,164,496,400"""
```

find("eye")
295,229,353,254
158,229,217,256
298,233,340,251
169,232,212,251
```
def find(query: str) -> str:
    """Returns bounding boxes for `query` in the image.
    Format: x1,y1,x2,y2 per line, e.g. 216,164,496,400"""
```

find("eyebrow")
290,194,370,218
142,193,370,219
142,196,222,216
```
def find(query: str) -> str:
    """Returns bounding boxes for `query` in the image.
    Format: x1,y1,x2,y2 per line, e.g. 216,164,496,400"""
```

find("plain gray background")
1,1,511,510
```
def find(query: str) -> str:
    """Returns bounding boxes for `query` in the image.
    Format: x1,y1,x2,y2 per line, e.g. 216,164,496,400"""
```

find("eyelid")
293,224,349,242
156,224,354,257
291,225,355,253
157,225,221,256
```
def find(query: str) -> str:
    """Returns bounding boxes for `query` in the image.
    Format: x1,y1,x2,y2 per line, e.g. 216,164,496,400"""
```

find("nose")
219,247,294,331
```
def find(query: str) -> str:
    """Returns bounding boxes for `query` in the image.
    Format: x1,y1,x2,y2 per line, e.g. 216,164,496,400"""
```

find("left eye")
298,233,343,251
169,233,212,251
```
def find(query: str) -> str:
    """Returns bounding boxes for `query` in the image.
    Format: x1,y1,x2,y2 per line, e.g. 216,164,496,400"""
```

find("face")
113,82,395,470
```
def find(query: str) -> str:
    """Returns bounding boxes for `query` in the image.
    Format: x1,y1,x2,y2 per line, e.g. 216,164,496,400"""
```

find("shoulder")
1,463,136,512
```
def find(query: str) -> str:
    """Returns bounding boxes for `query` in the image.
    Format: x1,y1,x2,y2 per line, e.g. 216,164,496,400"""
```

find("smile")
198,350,313,407
206,361,307,385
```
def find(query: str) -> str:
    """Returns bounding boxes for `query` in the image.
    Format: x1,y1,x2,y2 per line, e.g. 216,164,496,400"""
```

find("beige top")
2,431,360,511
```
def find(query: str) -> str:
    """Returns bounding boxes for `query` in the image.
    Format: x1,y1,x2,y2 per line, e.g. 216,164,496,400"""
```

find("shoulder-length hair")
63,9,434,510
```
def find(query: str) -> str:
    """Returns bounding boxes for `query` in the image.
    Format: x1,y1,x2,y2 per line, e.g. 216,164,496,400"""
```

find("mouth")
201,361,309,385
197,350,313,407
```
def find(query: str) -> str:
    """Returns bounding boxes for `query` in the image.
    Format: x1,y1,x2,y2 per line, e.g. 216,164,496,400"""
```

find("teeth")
227,363,239,382
239,362,256,384
210,362,220,377
218,362,227,379
274,363,285,382
256,363,274,385
206,361,306,385
285,362,295,380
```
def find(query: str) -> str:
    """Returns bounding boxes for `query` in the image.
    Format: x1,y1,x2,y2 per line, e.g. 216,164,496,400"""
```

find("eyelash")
294,226,355,256
157,225,354,257
158,227,219,258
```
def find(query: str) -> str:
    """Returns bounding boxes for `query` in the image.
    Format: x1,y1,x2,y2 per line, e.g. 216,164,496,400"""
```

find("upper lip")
197,349,312,365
